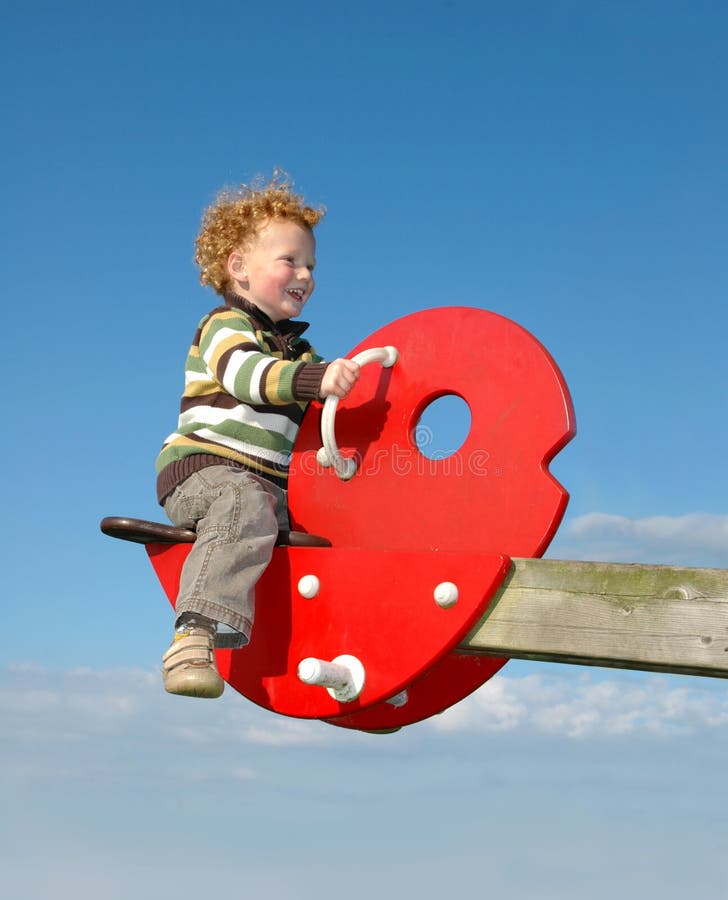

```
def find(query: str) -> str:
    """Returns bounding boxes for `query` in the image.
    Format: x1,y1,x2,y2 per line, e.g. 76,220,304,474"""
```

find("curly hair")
194,171,326,294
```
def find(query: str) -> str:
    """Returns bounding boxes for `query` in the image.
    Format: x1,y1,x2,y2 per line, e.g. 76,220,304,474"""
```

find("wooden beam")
459,558,728,679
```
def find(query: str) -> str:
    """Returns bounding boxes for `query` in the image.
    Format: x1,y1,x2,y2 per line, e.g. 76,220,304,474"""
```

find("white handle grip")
297,654,366,703
316,345,399,481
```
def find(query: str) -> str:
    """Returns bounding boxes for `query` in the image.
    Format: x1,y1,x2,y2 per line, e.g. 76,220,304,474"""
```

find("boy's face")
228,219,316,322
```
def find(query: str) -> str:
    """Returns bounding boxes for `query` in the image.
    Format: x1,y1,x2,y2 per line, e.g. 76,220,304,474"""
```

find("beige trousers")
163,466,289,647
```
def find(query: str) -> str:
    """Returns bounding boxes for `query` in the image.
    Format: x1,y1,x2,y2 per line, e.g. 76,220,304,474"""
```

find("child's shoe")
162,626,224,698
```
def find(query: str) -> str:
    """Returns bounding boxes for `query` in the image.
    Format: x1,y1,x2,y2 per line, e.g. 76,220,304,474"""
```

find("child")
156,173,360,698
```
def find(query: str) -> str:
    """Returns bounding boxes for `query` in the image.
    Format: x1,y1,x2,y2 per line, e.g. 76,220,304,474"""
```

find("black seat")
100,516,331,547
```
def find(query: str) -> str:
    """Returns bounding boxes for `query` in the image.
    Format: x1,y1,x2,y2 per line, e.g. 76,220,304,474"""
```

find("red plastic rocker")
101,306,575,732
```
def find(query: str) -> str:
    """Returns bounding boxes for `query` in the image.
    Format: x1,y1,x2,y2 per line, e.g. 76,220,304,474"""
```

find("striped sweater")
156,294,327,502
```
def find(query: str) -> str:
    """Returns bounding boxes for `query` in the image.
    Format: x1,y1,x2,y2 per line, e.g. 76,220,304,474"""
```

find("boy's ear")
227,249,247,282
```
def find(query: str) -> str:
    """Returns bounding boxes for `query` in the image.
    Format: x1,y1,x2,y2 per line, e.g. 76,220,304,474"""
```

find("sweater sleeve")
199,308,326,405
293,361,328,399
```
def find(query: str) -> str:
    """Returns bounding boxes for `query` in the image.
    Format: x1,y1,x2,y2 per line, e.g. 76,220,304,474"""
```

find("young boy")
156,174,360,698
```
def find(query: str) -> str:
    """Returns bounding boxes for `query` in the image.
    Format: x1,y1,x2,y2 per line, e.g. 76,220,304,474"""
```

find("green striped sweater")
156,295,327,502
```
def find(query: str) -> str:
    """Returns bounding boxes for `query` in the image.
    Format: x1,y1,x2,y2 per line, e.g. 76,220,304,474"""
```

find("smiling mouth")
286,289,305,302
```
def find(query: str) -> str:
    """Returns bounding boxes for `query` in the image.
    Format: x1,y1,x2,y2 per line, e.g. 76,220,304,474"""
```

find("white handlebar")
316,345,399,481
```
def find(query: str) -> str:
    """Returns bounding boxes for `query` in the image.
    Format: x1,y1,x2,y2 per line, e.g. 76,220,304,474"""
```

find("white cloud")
3,662,728,770
548,511,728,567
429,670,728,738
243,720,328,746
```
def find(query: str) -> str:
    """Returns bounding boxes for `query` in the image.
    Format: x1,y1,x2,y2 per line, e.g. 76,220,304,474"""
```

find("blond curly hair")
194,171,325,294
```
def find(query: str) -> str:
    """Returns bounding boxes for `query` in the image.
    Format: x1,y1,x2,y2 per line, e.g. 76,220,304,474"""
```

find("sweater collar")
223,292,310,337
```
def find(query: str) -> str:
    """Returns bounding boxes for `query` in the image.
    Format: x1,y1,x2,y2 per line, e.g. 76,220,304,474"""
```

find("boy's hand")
320,358,361,399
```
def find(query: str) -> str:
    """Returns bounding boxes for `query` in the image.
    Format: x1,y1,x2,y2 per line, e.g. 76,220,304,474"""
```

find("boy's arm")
199,309,327,405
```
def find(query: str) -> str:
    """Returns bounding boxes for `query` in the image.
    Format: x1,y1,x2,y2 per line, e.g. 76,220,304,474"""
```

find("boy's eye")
280,255,314,271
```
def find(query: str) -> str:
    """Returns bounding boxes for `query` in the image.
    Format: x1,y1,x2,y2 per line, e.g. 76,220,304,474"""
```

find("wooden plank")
459,558,728,678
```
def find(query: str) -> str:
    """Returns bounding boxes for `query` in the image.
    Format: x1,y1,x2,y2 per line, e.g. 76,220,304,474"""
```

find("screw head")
297,574,320,599
434,581,459,608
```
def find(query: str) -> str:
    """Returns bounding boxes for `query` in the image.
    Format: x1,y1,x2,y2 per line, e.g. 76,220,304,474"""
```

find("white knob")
434,581,459,608
297,574,320,599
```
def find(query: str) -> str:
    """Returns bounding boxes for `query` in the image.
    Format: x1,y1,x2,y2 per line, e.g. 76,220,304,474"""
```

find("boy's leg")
161,466,284,697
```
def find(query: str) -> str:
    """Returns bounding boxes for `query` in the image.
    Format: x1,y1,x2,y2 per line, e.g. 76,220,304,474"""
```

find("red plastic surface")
148,542,510,718
290,306,574,556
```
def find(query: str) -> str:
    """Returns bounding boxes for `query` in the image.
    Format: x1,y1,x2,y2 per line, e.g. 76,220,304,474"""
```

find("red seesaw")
102,306,574,731
106,306,728,732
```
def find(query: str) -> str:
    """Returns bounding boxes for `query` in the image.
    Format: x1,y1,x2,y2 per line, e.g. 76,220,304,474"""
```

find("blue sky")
3,1,728,897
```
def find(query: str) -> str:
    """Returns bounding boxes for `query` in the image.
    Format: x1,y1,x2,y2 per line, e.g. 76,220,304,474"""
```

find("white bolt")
386,690,409,708
297,574,320,599
434,581,459,608
297,654,365,703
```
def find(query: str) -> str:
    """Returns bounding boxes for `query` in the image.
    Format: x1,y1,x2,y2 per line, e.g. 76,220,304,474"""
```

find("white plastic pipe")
316,345,399,481
298,658,351,689
297,654,366,703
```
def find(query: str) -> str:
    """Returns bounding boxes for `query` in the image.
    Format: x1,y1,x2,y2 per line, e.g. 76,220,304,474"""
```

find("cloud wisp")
431,669,728,738
548,511,728,568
